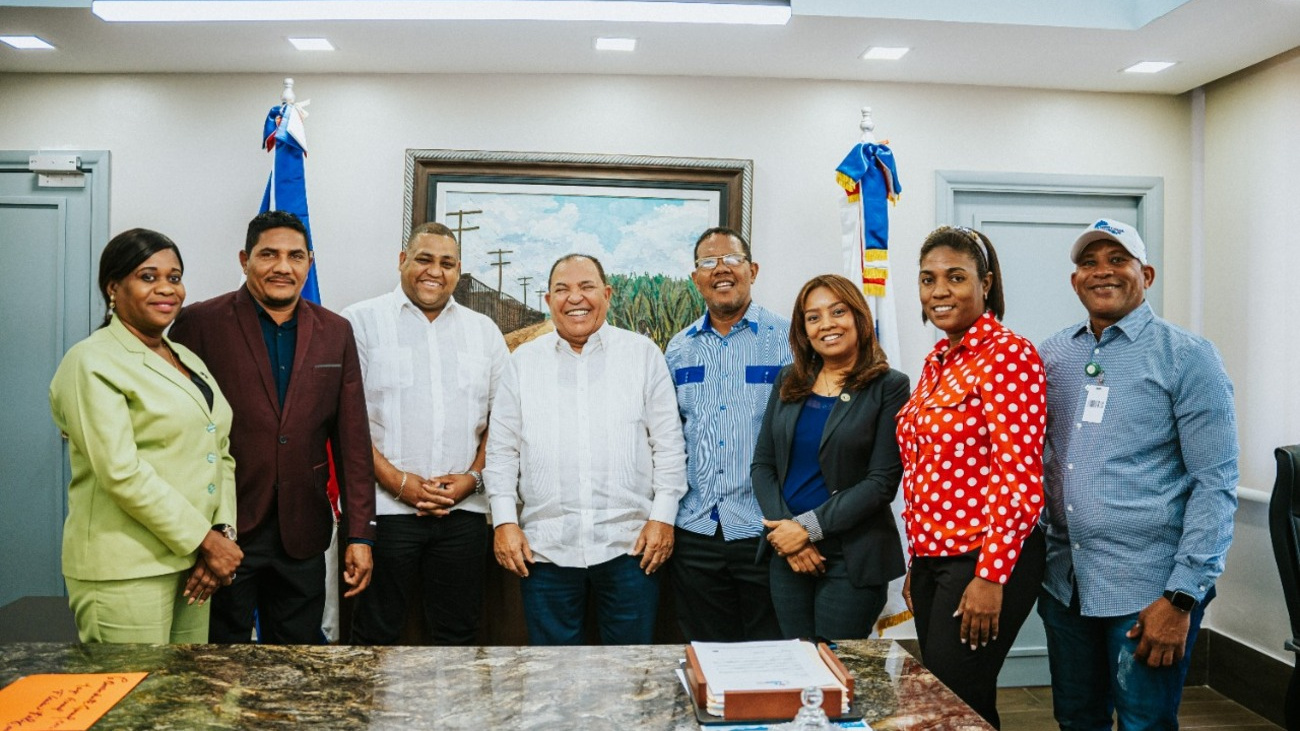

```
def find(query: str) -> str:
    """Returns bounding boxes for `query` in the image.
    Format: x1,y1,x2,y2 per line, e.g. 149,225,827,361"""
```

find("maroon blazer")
170,286,376,559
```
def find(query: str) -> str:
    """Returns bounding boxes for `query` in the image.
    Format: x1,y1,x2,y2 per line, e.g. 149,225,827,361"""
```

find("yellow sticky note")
0,672,148,730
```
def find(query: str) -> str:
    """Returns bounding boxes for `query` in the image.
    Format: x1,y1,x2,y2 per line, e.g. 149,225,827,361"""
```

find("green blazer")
50,316,236,581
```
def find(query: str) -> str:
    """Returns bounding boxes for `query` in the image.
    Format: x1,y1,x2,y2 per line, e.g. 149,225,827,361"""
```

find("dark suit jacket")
170,286,376,559
751,365,910,588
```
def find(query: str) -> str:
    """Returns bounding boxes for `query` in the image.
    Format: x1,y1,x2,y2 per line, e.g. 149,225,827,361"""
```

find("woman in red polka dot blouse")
895,226,1047,729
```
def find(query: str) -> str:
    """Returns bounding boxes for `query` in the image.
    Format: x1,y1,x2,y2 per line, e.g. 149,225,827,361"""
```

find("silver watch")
213,523,237,542
466,470,484,495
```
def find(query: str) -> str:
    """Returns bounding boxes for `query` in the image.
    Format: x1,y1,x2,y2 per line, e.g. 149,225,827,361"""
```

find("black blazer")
751,365,910,588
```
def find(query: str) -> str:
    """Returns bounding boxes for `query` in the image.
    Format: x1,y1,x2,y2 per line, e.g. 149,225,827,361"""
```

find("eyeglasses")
694,253,748,270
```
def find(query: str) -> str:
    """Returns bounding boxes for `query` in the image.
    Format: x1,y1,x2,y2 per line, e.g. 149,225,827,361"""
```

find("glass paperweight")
771,686,834,730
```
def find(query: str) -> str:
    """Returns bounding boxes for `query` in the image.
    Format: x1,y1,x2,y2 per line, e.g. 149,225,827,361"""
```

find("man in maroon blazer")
170,211,375,644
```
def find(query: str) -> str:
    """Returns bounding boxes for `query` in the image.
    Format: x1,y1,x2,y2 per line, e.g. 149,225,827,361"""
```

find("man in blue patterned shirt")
1038,219,1238,730
664,227,791,641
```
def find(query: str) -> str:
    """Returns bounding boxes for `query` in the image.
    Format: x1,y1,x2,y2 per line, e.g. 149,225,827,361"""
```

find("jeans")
519,553,659,645
1038,585,1212,731
351,511,490,645
767,537,886,640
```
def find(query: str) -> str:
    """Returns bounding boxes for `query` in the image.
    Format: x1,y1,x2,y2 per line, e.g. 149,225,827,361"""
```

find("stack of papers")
690,639,851,717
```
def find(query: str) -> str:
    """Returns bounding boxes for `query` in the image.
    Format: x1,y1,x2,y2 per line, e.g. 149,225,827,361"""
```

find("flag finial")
859,106,877,143
281,77,296,105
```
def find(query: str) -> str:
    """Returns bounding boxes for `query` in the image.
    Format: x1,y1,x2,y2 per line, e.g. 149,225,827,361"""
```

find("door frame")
934,170,1164,687
936,169,1164,274
0,150,112,337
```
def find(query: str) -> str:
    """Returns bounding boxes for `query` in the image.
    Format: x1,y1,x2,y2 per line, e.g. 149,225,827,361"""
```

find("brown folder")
683,642,855,721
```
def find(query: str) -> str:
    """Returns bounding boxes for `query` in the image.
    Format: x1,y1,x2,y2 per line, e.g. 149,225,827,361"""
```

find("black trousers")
910,528,1046,730
669,526,782,642
209,518,327,645
350,511,489,645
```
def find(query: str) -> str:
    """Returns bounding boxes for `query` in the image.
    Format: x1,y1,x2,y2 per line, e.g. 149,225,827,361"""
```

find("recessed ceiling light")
288,37,335,51
1123,61,1176,74
91,1,792,25
595,37,637,52
861,46,909,61
0,35,55,50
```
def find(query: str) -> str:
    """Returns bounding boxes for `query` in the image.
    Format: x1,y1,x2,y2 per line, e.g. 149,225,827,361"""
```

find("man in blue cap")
1037,219,1238,729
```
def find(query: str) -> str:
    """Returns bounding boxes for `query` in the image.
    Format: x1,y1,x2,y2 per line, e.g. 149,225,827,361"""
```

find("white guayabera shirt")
343,289,509,517
485,324,688,568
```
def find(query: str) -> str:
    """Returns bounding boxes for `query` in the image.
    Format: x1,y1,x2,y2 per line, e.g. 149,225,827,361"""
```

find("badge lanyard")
1082,353,1108,423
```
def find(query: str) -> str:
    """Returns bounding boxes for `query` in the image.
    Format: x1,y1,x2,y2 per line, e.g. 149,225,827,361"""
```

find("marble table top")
0,640,993,730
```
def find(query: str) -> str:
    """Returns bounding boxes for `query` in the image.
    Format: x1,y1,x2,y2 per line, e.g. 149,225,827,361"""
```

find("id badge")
1082,384,1109,424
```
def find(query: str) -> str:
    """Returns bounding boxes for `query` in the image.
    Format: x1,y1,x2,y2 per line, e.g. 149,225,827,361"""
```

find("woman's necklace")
156,343,185,375
814,370,844,397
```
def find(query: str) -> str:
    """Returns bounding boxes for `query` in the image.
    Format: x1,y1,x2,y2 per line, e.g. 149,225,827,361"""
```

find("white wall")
23,71,1296,662
0,71,1192,379
1201,51,1300,664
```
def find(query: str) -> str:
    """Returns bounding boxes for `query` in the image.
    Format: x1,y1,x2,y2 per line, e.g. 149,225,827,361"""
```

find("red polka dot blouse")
896,311,1046,585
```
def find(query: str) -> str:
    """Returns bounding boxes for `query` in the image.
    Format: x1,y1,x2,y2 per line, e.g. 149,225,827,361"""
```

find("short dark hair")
245,210,308,254
98,228,183,328
406,222,460,256
548,253,608,288
693,226,751,263
918,226,1006,321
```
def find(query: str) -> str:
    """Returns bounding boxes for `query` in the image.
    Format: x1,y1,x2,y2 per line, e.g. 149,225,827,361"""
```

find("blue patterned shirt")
666,304,791,540
1039,302,1238,617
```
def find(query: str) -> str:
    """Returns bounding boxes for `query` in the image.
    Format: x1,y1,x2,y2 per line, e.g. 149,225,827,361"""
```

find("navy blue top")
254,302,298,406
781,393,836,515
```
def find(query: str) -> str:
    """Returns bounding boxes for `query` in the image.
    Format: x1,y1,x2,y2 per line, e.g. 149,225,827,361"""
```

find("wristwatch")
213,523,238,542
466,470,485,495
1163,589,1197,613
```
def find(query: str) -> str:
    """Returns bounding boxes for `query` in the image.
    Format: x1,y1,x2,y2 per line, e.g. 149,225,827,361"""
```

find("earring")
109,294,116,311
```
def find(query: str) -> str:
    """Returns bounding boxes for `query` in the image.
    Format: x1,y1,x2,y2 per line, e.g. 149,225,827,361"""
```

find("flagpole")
835,106,910,638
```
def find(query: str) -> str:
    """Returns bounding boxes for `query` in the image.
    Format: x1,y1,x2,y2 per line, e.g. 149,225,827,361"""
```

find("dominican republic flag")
836,139,909,637
260,96,338,514
835,140,901,364
261,99,321,304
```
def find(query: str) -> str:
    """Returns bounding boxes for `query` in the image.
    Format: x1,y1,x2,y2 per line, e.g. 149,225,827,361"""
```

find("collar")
553,323,607,354
251,298,298,328
246,286,300,325
1069,300,1154,343
393,285,459,320
689,304,760,337
927,310,1001,361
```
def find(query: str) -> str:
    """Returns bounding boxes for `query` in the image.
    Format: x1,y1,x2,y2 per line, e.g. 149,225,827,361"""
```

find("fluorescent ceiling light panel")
91,1,793,24
288,37,335,50
595,37,637,51
0,35,56,50
861,46,909,60
1123,60,1176,73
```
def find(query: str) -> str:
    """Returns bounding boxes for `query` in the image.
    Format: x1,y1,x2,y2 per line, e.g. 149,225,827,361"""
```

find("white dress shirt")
485,324,687,567
343,289,508,516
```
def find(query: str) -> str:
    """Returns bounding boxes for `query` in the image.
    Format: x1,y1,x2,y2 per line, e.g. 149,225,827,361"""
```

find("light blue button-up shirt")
665,304,791,540
1039,301,1238,617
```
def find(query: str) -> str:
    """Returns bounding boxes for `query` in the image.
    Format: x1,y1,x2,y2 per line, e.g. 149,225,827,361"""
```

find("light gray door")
0,152,109,608
939,171,1163,687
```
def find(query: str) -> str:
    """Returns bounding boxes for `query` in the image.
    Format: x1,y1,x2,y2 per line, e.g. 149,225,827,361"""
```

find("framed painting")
403,149,753,350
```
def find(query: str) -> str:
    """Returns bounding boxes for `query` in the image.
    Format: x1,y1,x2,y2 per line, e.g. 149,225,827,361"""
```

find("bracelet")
395,471,409,502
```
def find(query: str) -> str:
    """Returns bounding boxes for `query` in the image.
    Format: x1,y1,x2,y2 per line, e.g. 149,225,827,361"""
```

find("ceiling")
2,0,1299,94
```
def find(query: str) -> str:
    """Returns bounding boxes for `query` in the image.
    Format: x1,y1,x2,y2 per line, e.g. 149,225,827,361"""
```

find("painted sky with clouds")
445,188,713,307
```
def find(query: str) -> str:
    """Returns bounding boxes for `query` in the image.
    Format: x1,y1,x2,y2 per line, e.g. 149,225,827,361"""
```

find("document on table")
690,639,849,715
0,672,148,731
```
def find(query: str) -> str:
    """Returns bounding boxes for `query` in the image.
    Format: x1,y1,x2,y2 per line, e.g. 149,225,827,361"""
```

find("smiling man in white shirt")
342,222,508,645
485,253,687,645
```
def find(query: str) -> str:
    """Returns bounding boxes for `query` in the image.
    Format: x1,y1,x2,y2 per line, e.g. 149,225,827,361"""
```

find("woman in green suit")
50,229,242,643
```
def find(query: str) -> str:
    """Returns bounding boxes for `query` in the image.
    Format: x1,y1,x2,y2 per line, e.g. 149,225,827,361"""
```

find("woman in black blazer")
752,274,910,639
